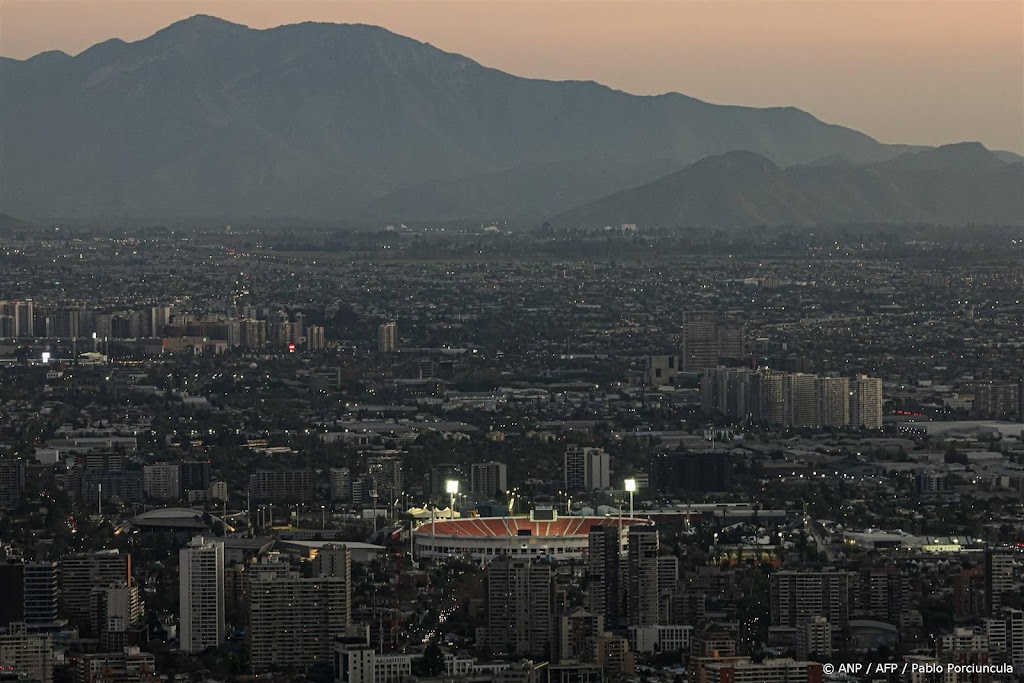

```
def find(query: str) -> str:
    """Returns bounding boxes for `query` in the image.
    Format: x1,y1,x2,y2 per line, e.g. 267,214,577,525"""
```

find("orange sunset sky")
1,0,1022,153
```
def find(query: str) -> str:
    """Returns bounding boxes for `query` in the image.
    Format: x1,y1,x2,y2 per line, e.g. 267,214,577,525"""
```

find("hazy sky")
2,0,1022,153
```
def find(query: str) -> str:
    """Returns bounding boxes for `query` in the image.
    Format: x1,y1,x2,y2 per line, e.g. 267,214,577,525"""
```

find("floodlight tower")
624,478,637,518
446,480,459,518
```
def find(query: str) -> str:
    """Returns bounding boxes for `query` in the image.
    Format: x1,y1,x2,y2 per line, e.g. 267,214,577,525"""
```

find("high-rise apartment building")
312,544,354,627
986,549,1018,615
627,528,660,628
856,567,908,624
486,556,554,659
143,463,180,500
587,526,622,628
0,458,25,509
377,322,397,354
306,325,326,351
770,570,852,631
179,536,224,654
471,461,508,498
330,467,352,503
682,312,745,372
564,446,610,492
91,582,144,650
783,374,821,428
850,374,883,429
247,572,351,673
60,550,130,632
818,377,850,428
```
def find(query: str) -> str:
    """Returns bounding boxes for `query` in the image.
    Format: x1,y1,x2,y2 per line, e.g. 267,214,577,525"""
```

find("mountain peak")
882,141,1004,172
147,14,249,43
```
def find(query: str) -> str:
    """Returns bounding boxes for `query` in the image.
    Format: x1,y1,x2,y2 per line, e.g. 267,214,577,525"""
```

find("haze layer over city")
0,3,1022,683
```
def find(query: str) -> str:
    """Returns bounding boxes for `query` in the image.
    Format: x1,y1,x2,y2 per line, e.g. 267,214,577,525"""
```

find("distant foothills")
1,15,1021,228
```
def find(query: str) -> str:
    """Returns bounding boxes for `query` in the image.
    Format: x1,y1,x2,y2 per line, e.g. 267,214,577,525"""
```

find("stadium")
412,508,653,561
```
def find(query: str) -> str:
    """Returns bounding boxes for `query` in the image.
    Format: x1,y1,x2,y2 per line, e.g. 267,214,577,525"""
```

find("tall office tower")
377,322,397,353
657,556,679,625
486,556,554,659
818,377,850,428
850,374,883,429
247,572,351,673
587,526,622,628
306,325,325,351
564,446,610,492
0,624,53,683
143,463,181,500
770,570,852,631
60,550,130,633
248,469,313,502
626,528,660,628
0,458,25,509
179,461,211,498
783,373,821,427
24,562,60,627
857,567,908,623
986,549,1017,615
682,312,719,372
329,467,352,502
471,461,508,498
179,536,224,654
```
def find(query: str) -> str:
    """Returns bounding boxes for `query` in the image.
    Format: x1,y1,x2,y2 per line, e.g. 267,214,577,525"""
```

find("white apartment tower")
377,322,397,354
850,375,883,429
179,535,224,654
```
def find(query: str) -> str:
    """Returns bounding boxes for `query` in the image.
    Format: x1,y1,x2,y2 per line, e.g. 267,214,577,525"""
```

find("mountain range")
554,144,1024,228
1,15,1021,226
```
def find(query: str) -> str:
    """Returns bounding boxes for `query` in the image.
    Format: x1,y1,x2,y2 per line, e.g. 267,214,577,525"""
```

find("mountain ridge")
553,146,1024,228
0,14,926,223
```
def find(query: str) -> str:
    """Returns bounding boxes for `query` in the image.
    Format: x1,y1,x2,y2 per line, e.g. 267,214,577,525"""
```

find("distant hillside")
553,143,1024,228
0,14,917,223
356,158,679,221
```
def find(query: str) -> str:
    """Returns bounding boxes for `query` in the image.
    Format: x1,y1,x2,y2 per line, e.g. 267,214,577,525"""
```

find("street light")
445,480,459,517
321,505,326,530
624,478,636,518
